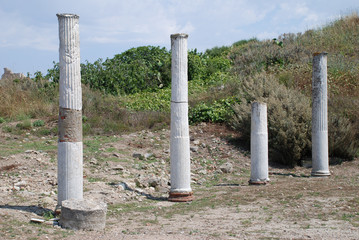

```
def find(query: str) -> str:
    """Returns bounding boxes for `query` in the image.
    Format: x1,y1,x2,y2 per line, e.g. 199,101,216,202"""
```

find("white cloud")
0,9,57,51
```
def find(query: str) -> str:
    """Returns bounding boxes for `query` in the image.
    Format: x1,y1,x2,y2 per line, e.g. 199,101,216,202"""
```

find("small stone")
113,153,120,157
193,140,200,145
144,153,154,159
89,158,98,165
40,197,55,208
112,164,124,171
15,181,27,188
132,153,143,159
147,177,161,188
198,169,207,175
220,162,233,173
190,146,199,152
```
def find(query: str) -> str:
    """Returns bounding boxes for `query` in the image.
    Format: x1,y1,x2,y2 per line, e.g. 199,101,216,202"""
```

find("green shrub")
329,114,359,159
16,120,32,130
189,97,238,124
33,119,45,127
0,117,5,123
328,96,359,159
231,73,312,166
230,38,311,77
3,125,12,133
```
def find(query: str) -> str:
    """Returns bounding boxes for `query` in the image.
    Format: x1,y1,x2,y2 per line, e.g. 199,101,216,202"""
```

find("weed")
16,120,32,130
33,119,45,127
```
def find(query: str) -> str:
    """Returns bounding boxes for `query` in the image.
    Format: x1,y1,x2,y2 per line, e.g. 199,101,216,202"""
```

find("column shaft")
311,52,330,176
57,14,83,205
169,33,193,202
250,102,269,184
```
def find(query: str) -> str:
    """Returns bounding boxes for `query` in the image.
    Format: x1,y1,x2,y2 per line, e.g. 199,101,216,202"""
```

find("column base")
311,171,330,177
168,191,194,202
249,179,269,185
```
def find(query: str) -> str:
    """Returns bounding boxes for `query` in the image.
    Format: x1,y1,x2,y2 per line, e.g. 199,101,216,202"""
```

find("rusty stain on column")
168,33,193,202
311,52,330,177
57,13,83,206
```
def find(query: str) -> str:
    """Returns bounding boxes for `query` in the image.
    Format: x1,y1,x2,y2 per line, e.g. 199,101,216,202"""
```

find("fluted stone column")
311,52,330,176
57,14,83,205
249,102,270,185
169,33,193,202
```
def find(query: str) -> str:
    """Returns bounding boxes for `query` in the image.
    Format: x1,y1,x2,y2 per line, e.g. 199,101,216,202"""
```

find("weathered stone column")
311,52,330,176
249,102,269,185
57,14,83,205
168,33,193,202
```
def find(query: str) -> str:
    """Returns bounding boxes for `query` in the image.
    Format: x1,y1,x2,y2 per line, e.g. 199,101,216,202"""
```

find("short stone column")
168,33,193,202
57,14,83,205
311,52,330,176
249,102,269,185
60,199,107,230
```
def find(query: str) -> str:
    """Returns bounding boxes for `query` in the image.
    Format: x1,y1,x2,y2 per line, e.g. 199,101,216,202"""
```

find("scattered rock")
132,153,143,159
25,150,37,154
89,158,98,165
144,153,154,159
198,169,207,175
111,164,124,171
14,180,27,188
220,162,233,173
39,197,55,208
147,177,161,188
190,146,199,152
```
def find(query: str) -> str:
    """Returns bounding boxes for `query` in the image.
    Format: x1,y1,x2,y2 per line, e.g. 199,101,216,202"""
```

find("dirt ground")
0,122,358,239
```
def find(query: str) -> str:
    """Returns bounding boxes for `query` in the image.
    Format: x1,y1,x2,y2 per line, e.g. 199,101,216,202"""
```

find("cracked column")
169,33,193,202
249,102,269,185
311,52,330,177
57,14,83,205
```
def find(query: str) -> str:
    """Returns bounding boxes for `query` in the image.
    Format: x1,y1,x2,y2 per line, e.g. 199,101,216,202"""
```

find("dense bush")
328,96,359,159
232,73,312,166
81,46,172,95
189,97,238,124
230,38,311,77
45,46,231,96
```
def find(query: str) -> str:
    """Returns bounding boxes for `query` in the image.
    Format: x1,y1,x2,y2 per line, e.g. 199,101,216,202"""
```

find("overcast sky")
0,0,358,75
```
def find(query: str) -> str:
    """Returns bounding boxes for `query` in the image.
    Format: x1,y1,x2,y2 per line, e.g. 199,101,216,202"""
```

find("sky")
0,0,358,76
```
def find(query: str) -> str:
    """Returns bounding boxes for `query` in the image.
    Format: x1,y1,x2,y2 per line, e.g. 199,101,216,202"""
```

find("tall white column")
57,14,83,205
169,33,193,202
311,52,330,176
249,102,269,185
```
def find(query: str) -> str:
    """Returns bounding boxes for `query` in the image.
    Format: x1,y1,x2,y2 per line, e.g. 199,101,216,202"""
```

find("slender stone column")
57,14,83,205
168,33,193,202
249,102,269,185
311,52,330,176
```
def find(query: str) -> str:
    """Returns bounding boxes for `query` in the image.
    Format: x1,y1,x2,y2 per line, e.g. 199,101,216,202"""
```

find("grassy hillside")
0,13,358,166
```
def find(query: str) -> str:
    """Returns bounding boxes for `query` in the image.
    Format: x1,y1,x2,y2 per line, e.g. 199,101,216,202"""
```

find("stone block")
60,199,107,231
